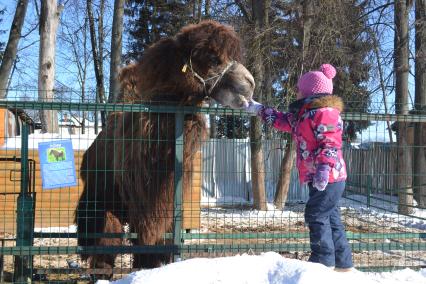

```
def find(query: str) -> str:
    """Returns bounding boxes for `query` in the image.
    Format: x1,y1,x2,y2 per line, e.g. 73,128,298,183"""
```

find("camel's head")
117,21,255,108
176,20,255,109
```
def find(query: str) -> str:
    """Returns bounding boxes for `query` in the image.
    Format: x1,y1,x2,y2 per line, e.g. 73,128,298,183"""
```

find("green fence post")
173,111,184,262
367,175,372,208
14,123,34,283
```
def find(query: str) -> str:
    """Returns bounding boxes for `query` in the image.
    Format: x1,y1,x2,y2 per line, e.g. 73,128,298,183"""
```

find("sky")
0,1,419,142
0,0,116,97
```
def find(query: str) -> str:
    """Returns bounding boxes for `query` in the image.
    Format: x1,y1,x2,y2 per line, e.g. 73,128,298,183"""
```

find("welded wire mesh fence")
0,98,425,282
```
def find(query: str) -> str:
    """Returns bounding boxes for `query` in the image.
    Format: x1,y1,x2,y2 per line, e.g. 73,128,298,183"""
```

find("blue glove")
246,100,278,126
246,100,264,114
313,164,330,191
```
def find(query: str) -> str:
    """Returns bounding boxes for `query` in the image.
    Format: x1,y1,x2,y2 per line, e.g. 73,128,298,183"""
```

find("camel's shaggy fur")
75,20,254,279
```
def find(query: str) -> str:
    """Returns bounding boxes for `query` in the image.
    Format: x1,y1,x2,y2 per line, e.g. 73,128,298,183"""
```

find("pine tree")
262,0,373,141
125,0,194,60
216,115,249,139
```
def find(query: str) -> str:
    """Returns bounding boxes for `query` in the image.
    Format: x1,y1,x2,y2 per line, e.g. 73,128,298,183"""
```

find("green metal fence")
0,100,425,283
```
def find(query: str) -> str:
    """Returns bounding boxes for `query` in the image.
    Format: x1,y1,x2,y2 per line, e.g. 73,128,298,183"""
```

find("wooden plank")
183,151,201,230
1,147,202,233
0,149,84,233
0,178,84,188
0,166,82,175
0,109,5,146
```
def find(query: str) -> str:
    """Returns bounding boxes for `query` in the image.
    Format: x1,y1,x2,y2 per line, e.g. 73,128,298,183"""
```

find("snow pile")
2,131,97,150
34,225,77,233
101,252,425,284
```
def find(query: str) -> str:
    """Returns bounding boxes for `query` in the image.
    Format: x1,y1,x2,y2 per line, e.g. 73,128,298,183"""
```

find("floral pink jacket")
261,95,347,184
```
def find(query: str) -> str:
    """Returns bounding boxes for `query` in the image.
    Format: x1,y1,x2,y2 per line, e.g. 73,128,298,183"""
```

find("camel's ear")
118,64,139,102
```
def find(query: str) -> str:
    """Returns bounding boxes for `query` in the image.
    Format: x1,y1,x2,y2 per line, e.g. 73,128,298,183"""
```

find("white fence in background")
200,139,309,204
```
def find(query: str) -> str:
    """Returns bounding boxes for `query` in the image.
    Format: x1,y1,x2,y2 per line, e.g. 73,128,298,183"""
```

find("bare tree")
394,0,414,214
274,140,295,209
414,0,426,207
370,28,394,143
0,0,29,99
58,0,92,134
248,0,269,210
273,0,313,209
205,0,210,17
38,0,63,133
87,0,106,132
203,0,217,138
197,0,202,22
108,0,125,103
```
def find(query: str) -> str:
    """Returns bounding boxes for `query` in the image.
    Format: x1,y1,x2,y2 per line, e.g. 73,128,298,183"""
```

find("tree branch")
234,0,252,23
358,1,394,21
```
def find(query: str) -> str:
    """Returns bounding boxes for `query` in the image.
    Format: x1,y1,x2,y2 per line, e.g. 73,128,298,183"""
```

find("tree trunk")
274,0,313,208
248,0,268,210
87,0,106,132
274,140,295,209
108,0,125,103
205,0,210,17
414,0,426,207
263,0,273,139
38,0,62,133
81,85,86,134
370,29,394,143
250,117,266,210
197,0,202,22
394,0,414,214
98,0,106,126
0,0,29,99
209,101,217,138
205,0,215,137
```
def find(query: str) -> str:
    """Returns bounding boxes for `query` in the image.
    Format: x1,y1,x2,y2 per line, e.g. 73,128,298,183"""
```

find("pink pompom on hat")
297,64,336,98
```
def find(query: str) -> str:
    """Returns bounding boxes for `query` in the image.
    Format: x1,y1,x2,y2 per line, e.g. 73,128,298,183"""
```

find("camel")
75,20,255,280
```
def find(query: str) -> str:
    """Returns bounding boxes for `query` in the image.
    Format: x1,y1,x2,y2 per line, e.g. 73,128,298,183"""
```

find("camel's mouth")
220,104,249,109
209,62,254,110
212,91,252,110
230,95,250,109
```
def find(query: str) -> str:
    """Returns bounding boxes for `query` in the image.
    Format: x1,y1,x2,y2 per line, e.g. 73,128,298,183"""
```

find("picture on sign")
47,147,66,162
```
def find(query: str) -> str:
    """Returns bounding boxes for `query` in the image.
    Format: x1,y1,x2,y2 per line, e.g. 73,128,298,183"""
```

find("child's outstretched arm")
246,100,293,133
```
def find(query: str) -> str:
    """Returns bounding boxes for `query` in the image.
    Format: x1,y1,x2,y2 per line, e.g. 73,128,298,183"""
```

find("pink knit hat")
297,64,336,98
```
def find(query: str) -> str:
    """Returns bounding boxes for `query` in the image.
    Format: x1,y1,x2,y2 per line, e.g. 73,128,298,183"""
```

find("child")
247,64,353,271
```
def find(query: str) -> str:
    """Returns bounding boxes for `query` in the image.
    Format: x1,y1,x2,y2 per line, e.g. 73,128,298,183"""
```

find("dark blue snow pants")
305,181,353,268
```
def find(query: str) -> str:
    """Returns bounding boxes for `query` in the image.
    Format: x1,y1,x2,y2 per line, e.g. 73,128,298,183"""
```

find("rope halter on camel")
181,57,236,98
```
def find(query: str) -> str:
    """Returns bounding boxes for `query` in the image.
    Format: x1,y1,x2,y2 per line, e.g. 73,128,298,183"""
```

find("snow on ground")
341,193,426,230
29,194,425,236
23,192,425,283
99,252,426,284
198,194,426,233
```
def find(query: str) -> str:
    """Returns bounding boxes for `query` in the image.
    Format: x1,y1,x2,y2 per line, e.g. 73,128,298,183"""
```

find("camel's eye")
209,55,221,66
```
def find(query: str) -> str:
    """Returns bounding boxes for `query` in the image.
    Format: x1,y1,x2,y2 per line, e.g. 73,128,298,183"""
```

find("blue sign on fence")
38,140,77,189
